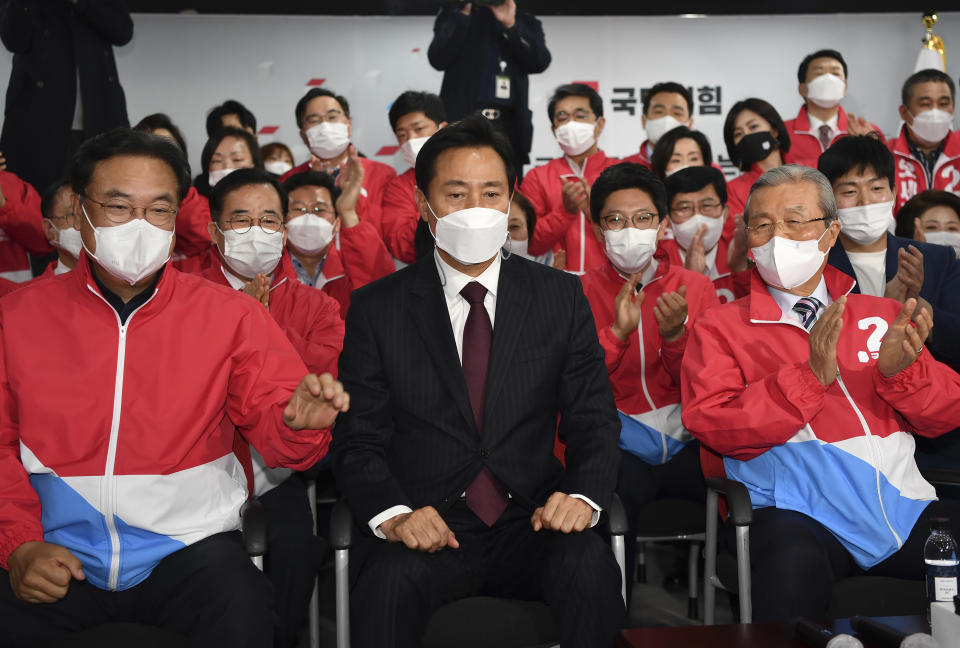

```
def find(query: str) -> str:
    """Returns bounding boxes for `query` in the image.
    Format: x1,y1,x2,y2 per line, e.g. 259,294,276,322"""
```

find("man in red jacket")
784,49,881,168
0,169,52,282
36,179,80,278
280,87,396,237
381,90,447,264
579,163,718,600
522,83,620,274
621,82,694,170
281,157,395,316
889,68,960,213
0,129,349,646
681,164,960,621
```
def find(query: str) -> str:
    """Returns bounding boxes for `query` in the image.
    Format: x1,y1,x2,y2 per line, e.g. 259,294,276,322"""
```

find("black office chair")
331,495,629,648
702,468,960,624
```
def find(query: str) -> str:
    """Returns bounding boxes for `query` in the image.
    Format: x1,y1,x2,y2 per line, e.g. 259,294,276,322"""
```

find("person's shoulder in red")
620,142,652,168
279,161,312,184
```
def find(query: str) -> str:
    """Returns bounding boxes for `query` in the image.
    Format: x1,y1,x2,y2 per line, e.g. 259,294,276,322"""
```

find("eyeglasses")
602,212,658,231
746,217,827,239
225,214,284,234
83,195,177,227
303,110,345,127
671,200,723,219
48,213,76,226
288,203,335,218
554,109,594,124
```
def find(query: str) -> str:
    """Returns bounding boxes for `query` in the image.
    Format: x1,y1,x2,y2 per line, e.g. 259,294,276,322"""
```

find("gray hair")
743,164,837,226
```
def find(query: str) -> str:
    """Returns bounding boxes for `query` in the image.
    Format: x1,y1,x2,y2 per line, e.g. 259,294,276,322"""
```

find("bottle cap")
931,517,951,533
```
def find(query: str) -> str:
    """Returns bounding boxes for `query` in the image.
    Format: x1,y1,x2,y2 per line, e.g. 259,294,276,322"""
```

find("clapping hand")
611,273,644,342
877,298,933,378
243,274,270,311
336,145,364,228
283,373,350,431
654,286,687,343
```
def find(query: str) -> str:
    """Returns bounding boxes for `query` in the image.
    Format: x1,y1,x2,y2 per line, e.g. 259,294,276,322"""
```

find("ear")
346,118,353,139
641,114,647,129
899,105,912,125
656,218,666,243
415,187,433,224
333,216,342,236
300,129,309,147
798,82,808,99
41,219,56,243
822,219,842,250
687,116,694,129
207,220,221,246
595,116,606,137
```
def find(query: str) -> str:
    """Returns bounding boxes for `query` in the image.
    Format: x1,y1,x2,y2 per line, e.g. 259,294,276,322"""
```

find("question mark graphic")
857,317,888,363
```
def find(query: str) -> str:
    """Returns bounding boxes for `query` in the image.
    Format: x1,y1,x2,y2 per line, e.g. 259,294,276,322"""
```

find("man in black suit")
331,114,624,647
428,0,551,176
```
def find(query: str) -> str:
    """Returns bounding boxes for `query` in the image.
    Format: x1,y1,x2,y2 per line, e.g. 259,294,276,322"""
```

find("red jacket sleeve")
339,220,395,290
0,172,51,256
659,330,688,386
0,315,45,570
277,291,344,378
680,309,829,461
597,324,630,375
874,351,960,436
522,168,577,256
380,176,419,263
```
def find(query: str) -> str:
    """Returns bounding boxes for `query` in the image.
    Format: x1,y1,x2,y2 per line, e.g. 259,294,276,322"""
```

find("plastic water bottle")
925,517,959,619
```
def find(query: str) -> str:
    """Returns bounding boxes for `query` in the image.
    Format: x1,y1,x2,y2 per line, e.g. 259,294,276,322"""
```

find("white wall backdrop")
0,11,957,179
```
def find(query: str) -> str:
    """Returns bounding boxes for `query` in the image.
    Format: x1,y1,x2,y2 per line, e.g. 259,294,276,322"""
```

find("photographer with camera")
428,0,551,177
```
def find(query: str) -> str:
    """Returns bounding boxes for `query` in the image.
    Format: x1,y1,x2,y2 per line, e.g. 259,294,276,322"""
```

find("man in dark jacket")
428,0,550,176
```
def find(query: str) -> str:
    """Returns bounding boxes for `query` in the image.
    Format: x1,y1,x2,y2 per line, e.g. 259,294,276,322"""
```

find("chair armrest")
705,477,753,526
240,498,267,557
921,467,960,487
331,499,354,550
604,493,628,536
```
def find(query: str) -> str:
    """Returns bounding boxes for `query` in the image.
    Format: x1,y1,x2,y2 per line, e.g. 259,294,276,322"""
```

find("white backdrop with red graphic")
0,11,958,180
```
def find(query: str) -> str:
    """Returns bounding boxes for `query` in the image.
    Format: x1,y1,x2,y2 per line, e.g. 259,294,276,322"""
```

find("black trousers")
261,474,326,648
0,531,273,648
350,499,625,648
733,499,960,622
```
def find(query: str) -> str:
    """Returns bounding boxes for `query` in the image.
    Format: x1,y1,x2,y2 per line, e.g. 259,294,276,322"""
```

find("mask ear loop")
501,192,514,261
424,197,448,287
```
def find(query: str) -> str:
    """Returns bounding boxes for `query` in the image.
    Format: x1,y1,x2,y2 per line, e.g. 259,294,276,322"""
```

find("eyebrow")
102,189,176,203
784,205,809,215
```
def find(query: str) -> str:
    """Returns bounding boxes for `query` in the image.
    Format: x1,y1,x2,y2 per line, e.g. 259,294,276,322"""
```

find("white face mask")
751,229,829,290
305,122,350,159
671,214,724,253
924,230,960,258
400,136,430,168
81,205,173,285
554,121,597,157
507,237,533,260
286,214,334,255
908,109,954,146
805,73,846,109
54,225,83,258
428,201,509,265
208,167,237,188
644,115,686,145
836,200,894,246
264,160,293,176
218,226,284,278
603,227,659,275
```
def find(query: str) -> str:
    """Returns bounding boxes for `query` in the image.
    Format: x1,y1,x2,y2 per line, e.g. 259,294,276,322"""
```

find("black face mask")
735,131,780,169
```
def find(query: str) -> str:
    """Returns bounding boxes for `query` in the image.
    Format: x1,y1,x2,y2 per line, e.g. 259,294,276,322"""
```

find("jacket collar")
892,125,960,160
560,148,611,176
747,264,856,323
74,250,175,322
792,104,848,135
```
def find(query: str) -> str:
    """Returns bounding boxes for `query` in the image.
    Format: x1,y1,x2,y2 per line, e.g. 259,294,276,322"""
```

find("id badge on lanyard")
495,59,511,100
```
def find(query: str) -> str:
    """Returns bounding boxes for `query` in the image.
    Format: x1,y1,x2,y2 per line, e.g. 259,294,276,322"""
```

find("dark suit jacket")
331,253,620,530
0,0,132,193
428,4,551,165
828,233,960,372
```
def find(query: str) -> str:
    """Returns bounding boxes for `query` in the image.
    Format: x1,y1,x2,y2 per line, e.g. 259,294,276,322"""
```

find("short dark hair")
295,88,351,130
649,126,713,181
817,135,895,191
797,49,848,83
511,191,537,240
200,127,264,175
547,83,604,122
41,178,72,219
206,100,257,137
133,113,188,156
209,167,288,224
388,91,446,131
894,189,960,238
723,98,792,171
589,162,668,225
71,128,191,202
415,113,516,201
642,82,693,117
901,68,956,106
260,142,294,163
664,166,728,207
281,170,341,204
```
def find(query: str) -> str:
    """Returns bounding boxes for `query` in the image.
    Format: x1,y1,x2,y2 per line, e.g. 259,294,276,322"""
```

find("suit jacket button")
480,448,489,459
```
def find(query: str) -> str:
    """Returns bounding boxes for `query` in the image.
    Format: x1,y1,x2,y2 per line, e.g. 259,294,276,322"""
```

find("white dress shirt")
368,250,601,537
765,275,833,327
807,111,840,144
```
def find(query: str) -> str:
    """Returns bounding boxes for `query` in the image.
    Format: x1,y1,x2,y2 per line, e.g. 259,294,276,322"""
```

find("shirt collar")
764,275,832,320
807,110,839,134
435,249,501,304
221,265,247,290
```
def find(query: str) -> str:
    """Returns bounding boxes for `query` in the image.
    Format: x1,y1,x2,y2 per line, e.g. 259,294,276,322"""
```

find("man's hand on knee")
380,506,459,552
8,541,85,603
531,492,593,534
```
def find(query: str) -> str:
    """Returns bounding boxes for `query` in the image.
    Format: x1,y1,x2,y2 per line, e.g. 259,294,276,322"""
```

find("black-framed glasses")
671,200,723,219
82,195,177,227
602,212,658,231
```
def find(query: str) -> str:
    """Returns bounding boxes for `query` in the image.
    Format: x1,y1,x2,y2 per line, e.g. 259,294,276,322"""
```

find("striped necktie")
792,296,823,331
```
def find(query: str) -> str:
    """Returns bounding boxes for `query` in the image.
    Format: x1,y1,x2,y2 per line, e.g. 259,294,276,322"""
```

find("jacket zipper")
634,316,665,463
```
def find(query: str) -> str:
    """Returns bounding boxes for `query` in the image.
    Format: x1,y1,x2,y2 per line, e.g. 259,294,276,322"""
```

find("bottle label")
934,576,958,601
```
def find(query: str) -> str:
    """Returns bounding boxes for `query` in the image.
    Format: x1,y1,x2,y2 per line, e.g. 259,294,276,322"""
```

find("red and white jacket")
381,168,418,264
620,141,653,169
522,150,620,275
888,127,960,213
280,156,397,238
681,266,960,567
0,256,332,589
784,105,883,168
0,171,51,282
580,254,719,465
657,237,749,304
172,185,213,261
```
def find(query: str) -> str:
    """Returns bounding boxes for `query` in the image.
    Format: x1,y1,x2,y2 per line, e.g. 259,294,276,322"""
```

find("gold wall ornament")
921,12,946,71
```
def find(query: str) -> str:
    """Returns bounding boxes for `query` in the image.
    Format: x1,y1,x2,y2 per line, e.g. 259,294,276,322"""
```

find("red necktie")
460,281,509,526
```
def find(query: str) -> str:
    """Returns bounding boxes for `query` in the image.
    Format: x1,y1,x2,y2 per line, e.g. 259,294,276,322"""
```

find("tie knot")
819,124,831,136
461,281,487,305
792,296,824,330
